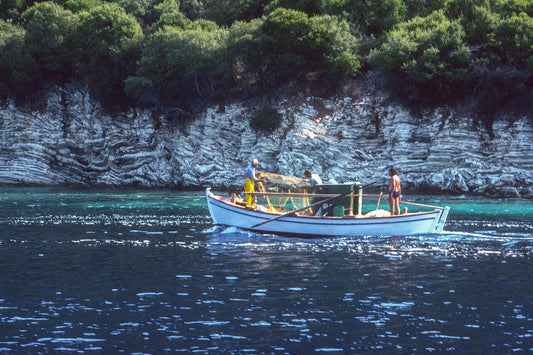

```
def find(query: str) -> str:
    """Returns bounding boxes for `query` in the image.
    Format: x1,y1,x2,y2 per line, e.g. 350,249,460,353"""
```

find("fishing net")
255,172,312,212
259,172,303,188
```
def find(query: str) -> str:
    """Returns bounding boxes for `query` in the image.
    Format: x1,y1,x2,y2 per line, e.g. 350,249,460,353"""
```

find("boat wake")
440,230,533,241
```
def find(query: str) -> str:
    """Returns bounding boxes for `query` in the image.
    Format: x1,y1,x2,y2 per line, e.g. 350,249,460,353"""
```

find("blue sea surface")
0,187,532,353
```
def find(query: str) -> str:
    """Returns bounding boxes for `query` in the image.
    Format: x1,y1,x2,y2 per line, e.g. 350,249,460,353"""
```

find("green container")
333,205,345,217
316,182,362,216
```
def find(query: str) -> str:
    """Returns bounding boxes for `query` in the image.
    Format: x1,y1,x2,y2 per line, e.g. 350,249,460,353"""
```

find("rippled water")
0,187,532,353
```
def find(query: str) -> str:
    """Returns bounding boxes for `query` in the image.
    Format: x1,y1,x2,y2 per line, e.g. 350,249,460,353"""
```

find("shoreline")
0,184,530,199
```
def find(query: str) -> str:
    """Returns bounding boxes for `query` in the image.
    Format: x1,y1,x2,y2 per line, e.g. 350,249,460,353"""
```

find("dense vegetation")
1,0,531,123
249,106,283,132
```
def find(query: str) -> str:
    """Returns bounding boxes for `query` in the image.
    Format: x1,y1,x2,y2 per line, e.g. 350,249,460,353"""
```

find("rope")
257,181,275,211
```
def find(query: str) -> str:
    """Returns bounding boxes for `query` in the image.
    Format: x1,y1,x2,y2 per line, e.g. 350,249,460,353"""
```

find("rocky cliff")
0,85,532,197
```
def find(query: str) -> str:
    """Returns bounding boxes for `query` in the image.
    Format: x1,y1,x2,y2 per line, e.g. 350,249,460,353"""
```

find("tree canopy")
0,0,530,118
21,2,79,80
368,10,471,100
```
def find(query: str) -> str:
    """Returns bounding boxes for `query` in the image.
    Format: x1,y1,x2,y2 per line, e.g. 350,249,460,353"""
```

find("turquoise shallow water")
0,187,532,353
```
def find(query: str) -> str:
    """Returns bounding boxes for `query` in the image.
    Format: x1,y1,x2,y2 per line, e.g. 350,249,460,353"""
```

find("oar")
250,181,376,229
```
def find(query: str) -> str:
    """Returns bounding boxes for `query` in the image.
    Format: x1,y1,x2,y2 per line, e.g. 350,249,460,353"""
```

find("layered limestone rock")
0,85,531,197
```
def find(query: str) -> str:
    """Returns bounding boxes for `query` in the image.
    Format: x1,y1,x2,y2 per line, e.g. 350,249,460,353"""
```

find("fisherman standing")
388,167,401,216
302,170,322,214
244,159,266,208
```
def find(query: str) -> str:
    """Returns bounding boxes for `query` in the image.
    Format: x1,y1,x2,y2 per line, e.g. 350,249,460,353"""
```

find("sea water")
0,187,532,353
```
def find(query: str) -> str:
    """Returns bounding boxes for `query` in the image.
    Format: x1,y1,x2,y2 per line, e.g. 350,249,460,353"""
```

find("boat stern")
434,206,450,233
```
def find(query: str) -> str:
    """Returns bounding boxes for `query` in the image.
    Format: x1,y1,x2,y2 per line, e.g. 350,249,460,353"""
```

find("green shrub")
494,12,533,70
54,0,103,13
265,0,326,16
125,24,230,114
249,107,282,132
77,2,143,110
325,0,407,35
470,64,532,132
368,10,471,100
226,18,264,91
258,8,359,84
496,0,533,17
204,0,269,26
0,0,29,21
21,2,80,81
0,19,39,100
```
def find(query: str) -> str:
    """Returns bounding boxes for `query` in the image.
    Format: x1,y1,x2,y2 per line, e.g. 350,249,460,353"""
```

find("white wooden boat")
206,188,450,237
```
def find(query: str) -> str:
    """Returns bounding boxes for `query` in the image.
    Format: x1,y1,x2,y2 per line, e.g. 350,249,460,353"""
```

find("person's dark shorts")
390,191,400,198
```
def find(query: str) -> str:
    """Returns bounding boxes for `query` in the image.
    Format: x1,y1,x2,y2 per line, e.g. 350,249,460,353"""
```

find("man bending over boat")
244,159,266,208
302,170,323,214
388,167,401,215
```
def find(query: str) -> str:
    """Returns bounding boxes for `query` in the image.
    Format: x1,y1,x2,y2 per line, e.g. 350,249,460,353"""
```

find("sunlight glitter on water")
1,188,532,354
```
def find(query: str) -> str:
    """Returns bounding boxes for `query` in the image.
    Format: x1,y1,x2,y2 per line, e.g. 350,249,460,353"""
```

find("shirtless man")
388,167,401,216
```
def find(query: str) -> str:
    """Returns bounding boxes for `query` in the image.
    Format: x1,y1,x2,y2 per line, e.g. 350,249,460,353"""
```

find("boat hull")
206,189,449,237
